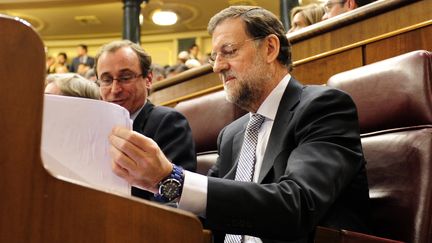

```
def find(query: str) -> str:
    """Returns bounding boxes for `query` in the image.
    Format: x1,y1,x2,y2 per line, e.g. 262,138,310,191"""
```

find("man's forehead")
211,19,247,47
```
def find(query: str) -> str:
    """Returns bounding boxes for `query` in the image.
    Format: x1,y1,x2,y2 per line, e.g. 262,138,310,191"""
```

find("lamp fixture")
152,10,178,26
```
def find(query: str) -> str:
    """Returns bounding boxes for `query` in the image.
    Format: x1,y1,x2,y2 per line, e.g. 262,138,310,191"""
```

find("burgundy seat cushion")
361,127,432,243
327,50,432,134
175,91,247,153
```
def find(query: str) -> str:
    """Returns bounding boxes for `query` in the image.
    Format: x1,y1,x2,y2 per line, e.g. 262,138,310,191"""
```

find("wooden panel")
291,0,431,61
291,47,363,85
0,15,209,243
364,24,432,64
150,69,221,106
149,0,432,105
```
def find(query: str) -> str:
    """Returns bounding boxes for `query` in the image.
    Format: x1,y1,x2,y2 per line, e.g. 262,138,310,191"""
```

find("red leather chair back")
327,50,432,243
328,50,432,134
175,91,247,174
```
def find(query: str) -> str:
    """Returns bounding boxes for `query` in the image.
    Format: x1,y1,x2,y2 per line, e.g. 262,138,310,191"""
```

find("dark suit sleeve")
204,88,366,241
146,107,197,172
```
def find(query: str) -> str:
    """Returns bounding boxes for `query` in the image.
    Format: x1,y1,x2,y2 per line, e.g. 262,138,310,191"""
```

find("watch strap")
155,164,184,202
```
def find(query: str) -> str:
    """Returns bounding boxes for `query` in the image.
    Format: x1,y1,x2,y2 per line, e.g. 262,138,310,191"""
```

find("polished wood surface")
364,24,432,64
150,65,221,106
291,47,363,85
149,0,432,106
0,15,209,243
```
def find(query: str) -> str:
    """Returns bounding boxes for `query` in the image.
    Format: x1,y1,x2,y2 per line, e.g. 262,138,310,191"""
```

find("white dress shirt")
178,74,291,241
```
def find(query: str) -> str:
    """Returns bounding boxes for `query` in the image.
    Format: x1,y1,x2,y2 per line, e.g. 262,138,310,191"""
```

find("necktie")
225,113,265,243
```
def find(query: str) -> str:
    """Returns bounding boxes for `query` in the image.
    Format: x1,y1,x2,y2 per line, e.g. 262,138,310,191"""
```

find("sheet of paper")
41,94,132,195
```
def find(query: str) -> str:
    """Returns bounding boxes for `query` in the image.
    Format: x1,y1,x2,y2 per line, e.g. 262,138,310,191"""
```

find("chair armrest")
315,226,405,243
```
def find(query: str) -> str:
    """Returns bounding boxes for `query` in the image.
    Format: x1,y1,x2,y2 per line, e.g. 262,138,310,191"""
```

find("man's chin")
110,100,128,108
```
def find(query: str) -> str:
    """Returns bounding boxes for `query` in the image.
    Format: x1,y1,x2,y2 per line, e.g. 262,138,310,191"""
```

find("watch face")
160,178,181,201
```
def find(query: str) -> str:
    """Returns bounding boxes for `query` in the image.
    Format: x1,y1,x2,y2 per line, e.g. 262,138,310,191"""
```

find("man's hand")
109,126,173,193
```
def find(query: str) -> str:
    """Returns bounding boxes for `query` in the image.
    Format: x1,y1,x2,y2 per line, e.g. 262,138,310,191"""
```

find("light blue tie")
224,113,265,243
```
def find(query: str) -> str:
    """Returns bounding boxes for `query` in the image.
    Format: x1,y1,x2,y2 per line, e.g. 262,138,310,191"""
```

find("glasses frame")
208,36,266,67
98,72,144,88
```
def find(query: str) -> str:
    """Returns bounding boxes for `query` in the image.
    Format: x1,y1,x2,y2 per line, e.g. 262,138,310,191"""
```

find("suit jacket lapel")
225,123,248,179
258,78,303,183
132,100,154,132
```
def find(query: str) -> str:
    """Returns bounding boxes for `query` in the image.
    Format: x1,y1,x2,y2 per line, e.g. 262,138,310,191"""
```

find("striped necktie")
225,113,265,243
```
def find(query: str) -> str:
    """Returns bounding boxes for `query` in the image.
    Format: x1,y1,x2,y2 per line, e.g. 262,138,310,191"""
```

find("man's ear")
145,72,153,89
347,0,358,10
264,34,280,64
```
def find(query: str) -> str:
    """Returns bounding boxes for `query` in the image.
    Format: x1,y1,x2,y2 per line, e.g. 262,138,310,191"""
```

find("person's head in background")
288,4,325,33
188,43,200,59
57,52,68,65
151,64,166,82
322,0,374,20
45,73,100,99
94,40,152,114
77,63,90,76
84,68,97,82
177,51,189,64
77,44,89,57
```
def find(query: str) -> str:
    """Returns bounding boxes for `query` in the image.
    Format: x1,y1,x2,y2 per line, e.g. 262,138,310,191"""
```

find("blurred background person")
45,73,100,99
177,50,189,64
322,0,375,20
188,43,200,60
84,68,97,82
288,3,325,33
151,64,166,82
54,52,70,73
77,63,91,77
185,58,201,69
165,63,189,78
46,56,56,74
70,44,95,73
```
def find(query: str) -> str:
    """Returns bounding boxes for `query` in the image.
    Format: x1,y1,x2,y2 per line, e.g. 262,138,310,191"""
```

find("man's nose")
212,56,229,74
110,80,122,93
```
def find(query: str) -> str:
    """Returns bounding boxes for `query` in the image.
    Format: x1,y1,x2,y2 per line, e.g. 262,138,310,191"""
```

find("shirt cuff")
178,170,208,218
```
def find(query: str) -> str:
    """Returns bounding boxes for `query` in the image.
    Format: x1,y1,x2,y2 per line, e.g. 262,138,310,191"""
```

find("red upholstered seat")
326,50,432,243
175,91,247,175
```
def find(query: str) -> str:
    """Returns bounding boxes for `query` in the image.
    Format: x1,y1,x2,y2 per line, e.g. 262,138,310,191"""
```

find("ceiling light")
152,10,178,26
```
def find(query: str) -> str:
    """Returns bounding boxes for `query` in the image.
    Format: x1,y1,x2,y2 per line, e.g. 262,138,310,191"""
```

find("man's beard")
224,54,270,111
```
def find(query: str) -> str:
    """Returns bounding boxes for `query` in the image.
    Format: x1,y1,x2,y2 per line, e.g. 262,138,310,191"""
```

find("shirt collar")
255,74,291,121
130,100,147,121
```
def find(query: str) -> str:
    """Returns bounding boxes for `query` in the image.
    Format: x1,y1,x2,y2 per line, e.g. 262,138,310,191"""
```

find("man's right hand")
109,126,173,194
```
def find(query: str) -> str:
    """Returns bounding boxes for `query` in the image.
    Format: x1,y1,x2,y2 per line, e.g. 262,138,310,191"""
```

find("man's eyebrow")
99,69,134,76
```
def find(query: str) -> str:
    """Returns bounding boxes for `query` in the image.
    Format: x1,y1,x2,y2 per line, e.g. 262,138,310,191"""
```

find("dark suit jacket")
70,55,95,73
205,78,369,243
131,101,197,200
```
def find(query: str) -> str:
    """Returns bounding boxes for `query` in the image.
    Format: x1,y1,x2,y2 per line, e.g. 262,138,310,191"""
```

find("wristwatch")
155,164,185,203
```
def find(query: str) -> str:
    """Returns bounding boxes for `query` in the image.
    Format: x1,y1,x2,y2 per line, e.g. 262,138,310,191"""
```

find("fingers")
109,126,173,191
109,144,136,172
110,127,158,163
112,126,154,149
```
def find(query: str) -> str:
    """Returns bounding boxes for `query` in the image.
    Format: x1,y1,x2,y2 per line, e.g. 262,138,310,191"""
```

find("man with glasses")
94,40,196,201
322,0,375,20
108,7,369,242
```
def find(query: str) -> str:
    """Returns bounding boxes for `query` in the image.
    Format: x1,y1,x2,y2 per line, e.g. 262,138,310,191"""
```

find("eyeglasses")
98,72,143,87
324,0,347,13
208,36,265,67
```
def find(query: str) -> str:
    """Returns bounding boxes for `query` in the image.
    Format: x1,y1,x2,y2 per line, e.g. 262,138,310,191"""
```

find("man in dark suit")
70,44,95,73
108,6,369,243
94,40,196,200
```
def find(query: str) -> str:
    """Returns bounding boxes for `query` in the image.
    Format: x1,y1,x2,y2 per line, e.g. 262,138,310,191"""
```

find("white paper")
41,94,132,195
